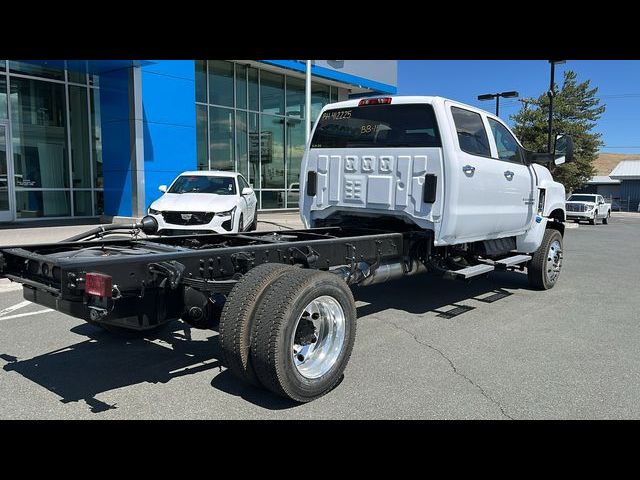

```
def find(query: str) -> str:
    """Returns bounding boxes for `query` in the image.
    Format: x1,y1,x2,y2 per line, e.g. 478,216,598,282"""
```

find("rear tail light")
85,272,113,298
358,97,392,106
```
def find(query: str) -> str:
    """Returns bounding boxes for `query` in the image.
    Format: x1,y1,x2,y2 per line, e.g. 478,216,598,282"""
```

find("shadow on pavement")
354,270,529,319
1,320,301,413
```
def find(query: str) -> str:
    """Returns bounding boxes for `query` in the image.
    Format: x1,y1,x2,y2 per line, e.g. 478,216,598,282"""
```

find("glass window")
451,107,490,157
0,60,5,70
260,71,284,116
67,60,87,84
286,116,305,191
261,191,285,209
248,112,259,185
330,86,340,103
260,114,285,188
311,104,442,149
95,190,104,215
238,175,250,191
196,104,208,170
235,64,247,110
195,60,207,103
208,60,234,107
11,77,69,188
236,110,248,179
16,190,70,218
168,175,236,195
248,67,259,111
90,88,103,188
488,118,521,163
73,191,93,216
9,61,65,80
0,77,7,120
1,125,8,211
209,107,235,171
286,76,305,118
311,83,330,121
69,85,90,188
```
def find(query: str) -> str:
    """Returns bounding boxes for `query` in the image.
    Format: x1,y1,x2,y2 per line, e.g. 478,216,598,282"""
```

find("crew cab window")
310,104,441,148
451,107,491,157
488,118,522,163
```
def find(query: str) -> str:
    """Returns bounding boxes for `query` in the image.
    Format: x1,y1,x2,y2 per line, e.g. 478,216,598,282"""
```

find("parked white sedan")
147,171,258,235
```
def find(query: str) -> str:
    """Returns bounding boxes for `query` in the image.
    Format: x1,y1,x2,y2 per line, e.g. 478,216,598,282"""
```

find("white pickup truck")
565,193,611,224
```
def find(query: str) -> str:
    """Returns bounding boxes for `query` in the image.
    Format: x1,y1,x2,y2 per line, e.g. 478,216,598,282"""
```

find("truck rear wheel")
219,263,299,386
251,269,357,402
603,211,610,224
528,228,563,290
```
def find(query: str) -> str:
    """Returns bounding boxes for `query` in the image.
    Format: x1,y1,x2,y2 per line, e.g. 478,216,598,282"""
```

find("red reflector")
85,272,113,298
358,97,392,106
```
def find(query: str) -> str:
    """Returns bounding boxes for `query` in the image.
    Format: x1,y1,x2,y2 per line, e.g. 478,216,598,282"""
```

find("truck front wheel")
251,269,357,402
528,228,563,290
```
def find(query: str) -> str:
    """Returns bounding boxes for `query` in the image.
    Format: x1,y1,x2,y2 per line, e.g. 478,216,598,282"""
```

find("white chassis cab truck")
0,95,574,403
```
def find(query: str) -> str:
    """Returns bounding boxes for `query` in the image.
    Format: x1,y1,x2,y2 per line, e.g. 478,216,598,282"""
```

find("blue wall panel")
140,60,197,211
99,69,132,217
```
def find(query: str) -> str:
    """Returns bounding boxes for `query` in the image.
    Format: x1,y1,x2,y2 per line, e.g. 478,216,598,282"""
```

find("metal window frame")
2,60,103,222
197,60,339,212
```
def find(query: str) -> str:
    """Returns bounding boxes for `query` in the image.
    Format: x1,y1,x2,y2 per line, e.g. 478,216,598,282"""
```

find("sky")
397,60,640,154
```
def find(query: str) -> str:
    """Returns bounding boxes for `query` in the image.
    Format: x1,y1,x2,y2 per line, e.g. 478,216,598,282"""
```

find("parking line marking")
0,300,32,318
0,309,53,321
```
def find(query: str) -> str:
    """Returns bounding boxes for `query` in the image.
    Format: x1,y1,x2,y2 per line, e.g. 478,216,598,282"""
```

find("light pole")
548,60,566,153
477,91,519,117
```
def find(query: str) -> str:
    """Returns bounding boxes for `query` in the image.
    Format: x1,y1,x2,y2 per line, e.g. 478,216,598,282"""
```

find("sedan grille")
161,211,215,225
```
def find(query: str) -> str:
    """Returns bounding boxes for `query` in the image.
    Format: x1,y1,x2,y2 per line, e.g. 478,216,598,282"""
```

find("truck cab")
300,96,570,255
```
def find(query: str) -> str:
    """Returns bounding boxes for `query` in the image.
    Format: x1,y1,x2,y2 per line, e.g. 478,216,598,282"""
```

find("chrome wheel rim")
291,295,346,379
546,239,563,284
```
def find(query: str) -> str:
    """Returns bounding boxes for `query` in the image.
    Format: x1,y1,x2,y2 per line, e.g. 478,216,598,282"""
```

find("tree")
511,70,605,192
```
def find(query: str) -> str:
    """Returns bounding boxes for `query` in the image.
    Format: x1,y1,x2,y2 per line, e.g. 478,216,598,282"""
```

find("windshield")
311,104,441,148
168,175,236,195
568,195,596,202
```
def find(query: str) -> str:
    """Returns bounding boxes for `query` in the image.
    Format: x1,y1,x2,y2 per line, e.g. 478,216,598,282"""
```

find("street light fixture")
548,60,567,153
477,90,519,117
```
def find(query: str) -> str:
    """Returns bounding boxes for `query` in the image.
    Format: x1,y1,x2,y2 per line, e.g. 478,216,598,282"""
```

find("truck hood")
150,193,238,213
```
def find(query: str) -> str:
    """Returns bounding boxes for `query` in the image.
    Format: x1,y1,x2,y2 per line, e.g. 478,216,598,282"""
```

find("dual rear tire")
219,263,357,402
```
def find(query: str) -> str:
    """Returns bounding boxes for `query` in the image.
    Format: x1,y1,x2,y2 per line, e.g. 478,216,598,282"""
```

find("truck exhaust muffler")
331,258,427,286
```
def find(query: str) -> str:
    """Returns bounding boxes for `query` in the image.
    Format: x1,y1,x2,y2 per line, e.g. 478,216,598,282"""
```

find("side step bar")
443,264,494,280
443,254,532,280
494,254,532,270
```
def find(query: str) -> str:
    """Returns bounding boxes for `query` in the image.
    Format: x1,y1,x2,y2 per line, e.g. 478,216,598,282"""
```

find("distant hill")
594,153,640,176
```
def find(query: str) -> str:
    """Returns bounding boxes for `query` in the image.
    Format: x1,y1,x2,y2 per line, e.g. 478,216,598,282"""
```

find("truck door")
445,104,506,241
485,117,535,234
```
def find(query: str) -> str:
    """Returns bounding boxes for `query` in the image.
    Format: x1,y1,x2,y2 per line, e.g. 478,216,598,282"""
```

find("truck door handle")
463,165,475,175
504,170,514,180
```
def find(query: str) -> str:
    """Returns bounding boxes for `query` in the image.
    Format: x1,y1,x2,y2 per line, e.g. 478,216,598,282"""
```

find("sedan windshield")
168,175,236,195
568,195,596,202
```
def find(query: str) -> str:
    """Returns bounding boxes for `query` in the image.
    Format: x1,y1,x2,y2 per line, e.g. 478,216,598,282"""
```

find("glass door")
0,124,13,222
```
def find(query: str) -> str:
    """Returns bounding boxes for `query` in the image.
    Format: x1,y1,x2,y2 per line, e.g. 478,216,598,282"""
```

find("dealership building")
0,60,397,223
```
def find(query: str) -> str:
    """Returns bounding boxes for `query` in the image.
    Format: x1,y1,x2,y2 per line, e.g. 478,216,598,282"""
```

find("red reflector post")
85,272,113,298
358,97,392,106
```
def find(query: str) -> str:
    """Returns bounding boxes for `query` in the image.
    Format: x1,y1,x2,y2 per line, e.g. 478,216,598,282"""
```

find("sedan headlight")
148,208,160,215
215,206,236,217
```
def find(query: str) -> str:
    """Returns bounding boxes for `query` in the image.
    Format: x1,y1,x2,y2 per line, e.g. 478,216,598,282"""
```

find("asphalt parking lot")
1,213,639,419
